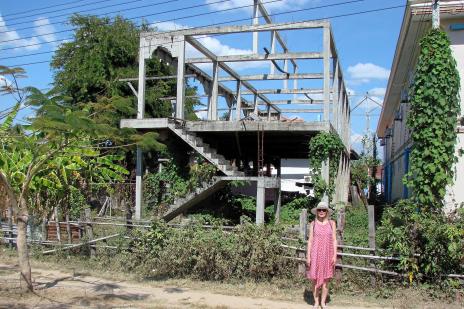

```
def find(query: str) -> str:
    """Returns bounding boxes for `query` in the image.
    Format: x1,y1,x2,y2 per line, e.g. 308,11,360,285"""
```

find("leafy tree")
49,15,200,215
0,67,128,291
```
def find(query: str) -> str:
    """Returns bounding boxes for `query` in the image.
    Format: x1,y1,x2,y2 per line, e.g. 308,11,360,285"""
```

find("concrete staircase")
167,120,244,176
162,177,227,221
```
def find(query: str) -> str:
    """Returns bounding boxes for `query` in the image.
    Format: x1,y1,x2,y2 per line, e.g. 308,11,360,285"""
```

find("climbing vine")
308,132,344,201
405,28,461,210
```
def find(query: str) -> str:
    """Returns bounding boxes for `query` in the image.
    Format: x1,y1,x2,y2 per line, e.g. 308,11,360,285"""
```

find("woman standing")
306,202,337,309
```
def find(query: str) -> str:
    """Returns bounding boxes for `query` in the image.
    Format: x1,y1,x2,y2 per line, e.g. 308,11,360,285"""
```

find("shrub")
377,200,464,282
121,220,297,281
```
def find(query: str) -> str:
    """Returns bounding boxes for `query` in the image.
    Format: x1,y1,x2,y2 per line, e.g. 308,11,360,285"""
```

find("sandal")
312,306,319,309
321,305,328,309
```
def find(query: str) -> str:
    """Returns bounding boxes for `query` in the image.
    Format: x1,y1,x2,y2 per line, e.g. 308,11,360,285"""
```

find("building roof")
377,0,464,138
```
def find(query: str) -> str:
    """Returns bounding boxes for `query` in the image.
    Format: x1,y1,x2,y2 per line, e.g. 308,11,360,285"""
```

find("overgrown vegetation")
308,132,344,201
404,28,461,209
101,220,296,282
377,29,463,286
378,201,464,283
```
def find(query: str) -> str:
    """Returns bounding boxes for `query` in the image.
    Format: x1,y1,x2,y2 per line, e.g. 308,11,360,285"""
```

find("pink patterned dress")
307,221,334,288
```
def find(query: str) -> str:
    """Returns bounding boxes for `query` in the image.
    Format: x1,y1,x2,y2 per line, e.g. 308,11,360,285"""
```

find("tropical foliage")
405,28,461,210
308,132,344,201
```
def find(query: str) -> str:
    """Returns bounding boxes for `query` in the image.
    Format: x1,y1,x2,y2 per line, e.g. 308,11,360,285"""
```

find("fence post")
54,207,61,243
65,213,72,244
367,204,376,285
8,207,13,248
298,209,308,275
41,216,48,242
84,208,96,257
335,205,346,286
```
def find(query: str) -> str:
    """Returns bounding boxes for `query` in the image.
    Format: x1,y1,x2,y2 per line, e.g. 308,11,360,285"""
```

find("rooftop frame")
132,17,350,149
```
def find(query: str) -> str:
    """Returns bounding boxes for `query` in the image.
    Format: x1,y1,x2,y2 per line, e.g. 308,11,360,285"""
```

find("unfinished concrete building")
121,1,351,222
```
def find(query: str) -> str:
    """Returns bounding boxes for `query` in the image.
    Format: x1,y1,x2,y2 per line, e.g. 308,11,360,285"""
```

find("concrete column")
293,65,298,100
323,25,331,122
137,38,146,119
256,179,265,224
253,94,258,114
432,0,440,29
135,147,143,220
235,80,242,120
322,158,330,204
274,186,281,224
209,61,219,120
176,38,186,119
283,57,288,90
333,60,339,132
252,0,259,53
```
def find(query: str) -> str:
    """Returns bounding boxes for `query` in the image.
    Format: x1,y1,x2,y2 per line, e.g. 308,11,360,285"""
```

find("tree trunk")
16,203,33,291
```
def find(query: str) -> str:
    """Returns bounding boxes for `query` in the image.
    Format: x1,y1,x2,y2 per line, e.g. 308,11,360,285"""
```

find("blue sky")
0,0,406,152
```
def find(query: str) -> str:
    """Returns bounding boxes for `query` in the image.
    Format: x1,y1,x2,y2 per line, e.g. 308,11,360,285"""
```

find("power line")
1,0,402,63
6,3,407,68
0,0,297,52
1,0,172,31
1,0,90,19
0,0,243,44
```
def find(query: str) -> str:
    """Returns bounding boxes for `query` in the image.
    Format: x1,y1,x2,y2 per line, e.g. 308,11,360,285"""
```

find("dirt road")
0,262,393,309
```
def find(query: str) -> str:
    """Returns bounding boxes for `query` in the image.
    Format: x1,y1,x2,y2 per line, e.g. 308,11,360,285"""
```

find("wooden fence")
1,210,463,280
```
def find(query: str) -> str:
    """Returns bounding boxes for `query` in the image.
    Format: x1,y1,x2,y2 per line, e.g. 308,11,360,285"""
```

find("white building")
272,159,314,195
377,1,464,211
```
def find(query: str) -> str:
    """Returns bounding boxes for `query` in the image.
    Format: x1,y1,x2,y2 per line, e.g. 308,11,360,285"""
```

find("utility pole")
432,0,440,29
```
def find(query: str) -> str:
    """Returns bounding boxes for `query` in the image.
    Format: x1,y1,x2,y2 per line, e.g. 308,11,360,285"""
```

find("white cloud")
346,87,356,96
33,17,57,47
152,20,266,71
0,15,58,52
154,21,190,32
367,87,386,97
0,15,40,51
205,0,311,12
195,110,208,120
347,63,390,84
350,132,364,152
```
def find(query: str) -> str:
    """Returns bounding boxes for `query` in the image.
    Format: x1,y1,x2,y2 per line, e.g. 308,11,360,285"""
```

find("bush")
377,200,464,282
120,220,297,281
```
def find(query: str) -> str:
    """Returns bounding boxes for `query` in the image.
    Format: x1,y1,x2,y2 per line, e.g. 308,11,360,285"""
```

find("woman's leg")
312,281,320,307
321,281,329,306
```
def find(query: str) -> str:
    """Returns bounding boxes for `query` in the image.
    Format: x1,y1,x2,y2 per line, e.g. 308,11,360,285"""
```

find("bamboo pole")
42,233,120,254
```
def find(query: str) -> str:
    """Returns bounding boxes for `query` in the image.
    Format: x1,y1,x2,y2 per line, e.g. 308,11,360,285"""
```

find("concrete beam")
219,73,325,81
185,120,330,132
186,52,323,64
121,118,169,129
242,88,324,95
186,36,280,114
256,99,324,105
142,20,329,37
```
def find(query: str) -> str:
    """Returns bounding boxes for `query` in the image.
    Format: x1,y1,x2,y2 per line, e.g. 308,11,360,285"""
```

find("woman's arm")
306,221,314,266
332,220,338,266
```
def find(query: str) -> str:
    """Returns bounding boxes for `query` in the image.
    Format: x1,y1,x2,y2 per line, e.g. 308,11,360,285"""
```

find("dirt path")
0,262,390,309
